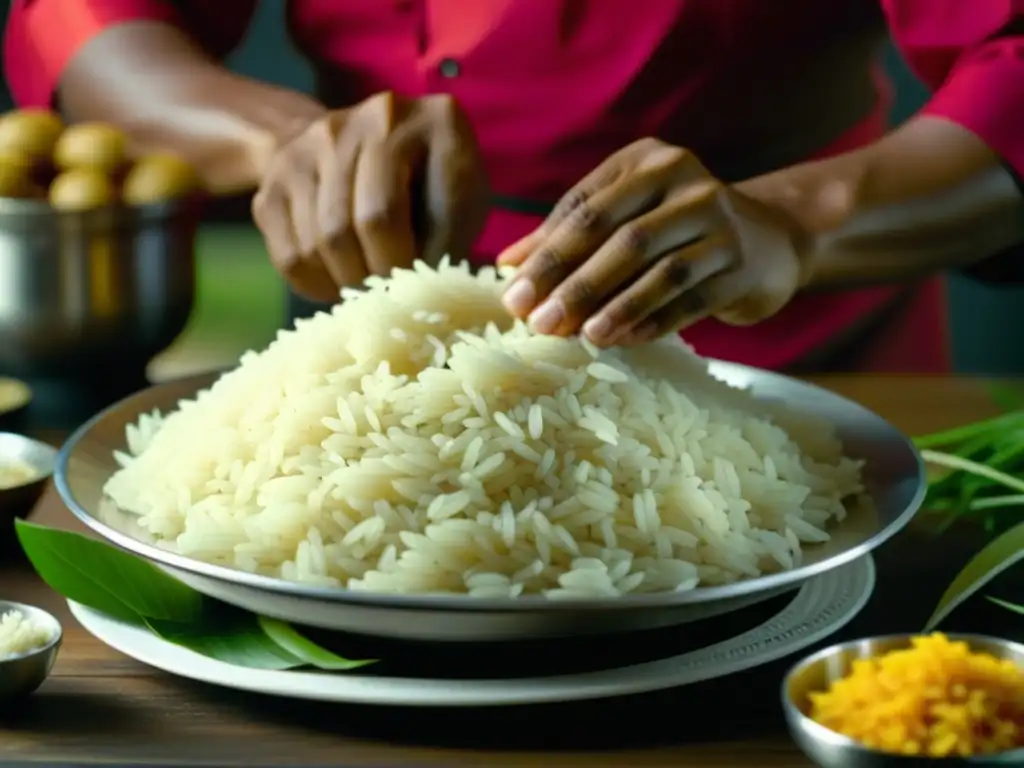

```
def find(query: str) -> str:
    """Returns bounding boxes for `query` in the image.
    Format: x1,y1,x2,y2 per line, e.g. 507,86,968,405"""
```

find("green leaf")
17,521,375,672
986,596,1024,615
16,519,203,624
144,615,306,670
258,616,374,671
925,520,1024,631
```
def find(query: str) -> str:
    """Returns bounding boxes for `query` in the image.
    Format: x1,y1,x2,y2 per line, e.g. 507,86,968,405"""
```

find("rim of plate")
55,361,925,613
66,554,876,707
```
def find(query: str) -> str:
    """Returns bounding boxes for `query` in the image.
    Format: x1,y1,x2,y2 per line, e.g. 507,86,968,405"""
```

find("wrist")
735,153,868,288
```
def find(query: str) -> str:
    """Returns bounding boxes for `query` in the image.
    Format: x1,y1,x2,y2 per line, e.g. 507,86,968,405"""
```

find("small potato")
0,152,33,175
0,161,39,199
53,123,128,174
0,109,64,162
122,154,200,205
48,168,116,211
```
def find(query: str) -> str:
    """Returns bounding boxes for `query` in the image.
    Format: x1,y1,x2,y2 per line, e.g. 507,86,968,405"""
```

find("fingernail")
502,279,536,316
529,300,565,334
582,315,615,344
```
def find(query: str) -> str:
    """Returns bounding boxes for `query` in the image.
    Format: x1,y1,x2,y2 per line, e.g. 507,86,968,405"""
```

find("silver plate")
55,360,923,641
67,554,875,707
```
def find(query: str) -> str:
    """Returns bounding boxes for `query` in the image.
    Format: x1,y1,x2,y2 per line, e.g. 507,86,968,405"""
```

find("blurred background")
1,0,1021,376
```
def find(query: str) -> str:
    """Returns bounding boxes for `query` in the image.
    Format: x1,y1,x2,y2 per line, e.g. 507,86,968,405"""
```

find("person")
6,0,1024,373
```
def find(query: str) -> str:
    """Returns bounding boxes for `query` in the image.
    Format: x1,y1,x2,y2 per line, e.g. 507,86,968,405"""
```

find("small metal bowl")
0,196,197,380
782,634,1024,767
0,378,32,432
0,432,58,525
0,599,62,700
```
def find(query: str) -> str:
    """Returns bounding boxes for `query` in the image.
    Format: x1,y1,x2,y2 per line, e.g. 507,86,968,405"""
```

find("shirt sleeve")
3,0,258,108
882,0,1024,178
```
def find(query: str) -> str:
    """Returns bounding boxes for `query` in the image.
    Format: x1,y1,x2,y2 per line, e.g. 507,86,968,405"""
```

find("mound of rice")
103,259,863,599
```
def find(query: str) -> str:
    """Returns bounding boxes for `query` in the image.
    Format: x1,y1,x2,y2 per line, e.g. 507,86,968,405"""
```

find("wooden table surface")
0,375,1020,767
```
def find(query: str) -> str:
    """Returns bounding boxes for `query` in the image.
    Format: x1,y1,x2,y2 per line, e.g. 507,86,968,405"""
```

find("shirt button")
438,58,461,78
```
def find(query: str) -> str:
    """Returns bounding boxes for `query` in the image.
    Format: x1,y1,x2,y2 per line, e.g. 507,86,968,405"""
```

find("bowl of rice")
54,259,925,641
0,600,62,700
0,432,58,530
782,633,1024,766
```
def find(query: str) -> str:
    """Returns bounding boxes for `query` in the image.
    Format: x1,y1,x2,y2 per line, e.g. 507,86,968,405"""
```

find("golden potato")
0,151,33,175
0,109,64,162
53,123,128,174
0,161,39,199
122,154,200,205
48,168,116,211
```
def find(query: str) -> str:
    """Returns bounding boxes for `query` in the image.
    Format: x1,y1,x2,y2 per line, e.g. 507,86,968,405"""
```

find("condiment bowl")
0,196,197,381
0,432,58,526
0,377,32,428
0,599,62,700
782,634,1024,767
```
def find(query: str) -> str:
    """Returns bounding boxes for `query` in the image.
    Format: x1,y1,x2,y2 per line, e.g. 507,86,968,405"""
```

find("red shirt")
7,0,1024,372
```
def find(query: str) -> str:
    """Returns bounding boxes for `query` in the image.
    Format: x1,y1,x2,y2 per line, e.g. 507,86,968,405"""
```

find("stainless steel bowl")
0,599,62,700
0,432,57,527
55,356,926,642
0,196,197,378
782,634,1024,767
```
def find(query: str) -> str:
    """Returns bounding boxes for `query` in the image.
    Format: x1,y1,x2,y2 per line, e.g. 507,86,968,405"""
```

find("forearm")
736,116,1024,289
58,21,326,194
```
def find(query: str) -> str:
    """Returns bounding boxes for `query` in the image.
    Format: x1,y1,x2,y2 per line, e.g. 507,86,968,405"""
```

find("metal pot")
0,196,197,379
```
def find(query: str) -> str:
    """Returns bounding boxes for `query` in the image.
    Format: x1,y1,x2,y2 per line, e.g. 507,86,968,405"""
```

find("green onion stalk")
915,385,1024,627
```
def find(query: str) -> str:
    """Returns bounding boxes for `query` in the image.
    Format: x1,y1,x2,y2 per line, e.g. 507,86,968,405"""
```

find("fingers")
420,96,488,265
620,266,771,346
315,134,369,287
353,139,420,276
582,233,735,345
253,173,339,304
501,148,711,326
257,93,485,300
511,179,725,337
500,177,662,317
495,148,639,269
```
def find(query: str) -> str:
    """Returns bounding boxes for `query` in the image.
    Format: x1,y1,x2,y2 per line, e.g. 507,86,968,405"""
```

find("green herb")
924,520,1024,631
987,596,1024,615
16,520,373,672
916,383,1024,626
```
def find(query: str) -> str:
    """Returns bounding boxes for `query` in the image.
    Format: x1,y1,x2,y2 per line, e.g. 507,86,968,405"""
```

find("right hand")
252,91,488,303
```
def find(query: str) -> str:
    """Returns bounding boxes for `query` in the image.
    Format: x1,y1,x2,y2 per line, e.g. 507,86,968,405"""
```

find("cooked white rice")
103,259,863,599
0,609,53,658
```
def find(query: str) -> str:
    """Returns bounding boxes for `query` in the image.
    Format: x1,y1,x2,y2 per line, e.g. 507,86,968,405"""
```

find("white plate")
67,555,875,707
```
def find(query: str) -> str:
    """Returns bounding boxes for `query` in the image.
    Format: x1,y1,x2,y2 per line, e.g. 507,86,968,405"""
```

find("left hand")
497,137,820,346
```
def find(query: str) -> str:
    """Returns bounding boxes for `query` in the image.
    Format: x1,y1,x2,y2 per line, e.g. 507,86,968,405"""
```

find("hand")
252,91,488,303
497,137,826,346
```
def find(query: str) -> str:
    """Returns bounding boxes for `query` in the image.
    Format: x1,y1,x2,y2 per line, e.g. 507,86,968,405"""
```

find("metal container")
56,358,926,642
0,432,57,528
0,600,62,700
0,197,197,379
782,634,1024,767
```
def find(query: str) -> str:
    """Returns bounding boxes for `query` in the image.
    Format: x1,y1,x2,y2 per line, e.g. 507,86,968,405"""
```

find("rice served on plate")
103,259,863,598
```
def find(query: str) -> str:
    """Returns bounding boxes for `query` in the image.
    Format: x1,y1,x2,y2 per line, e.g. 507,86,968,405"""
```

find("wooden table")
0,375,1020,767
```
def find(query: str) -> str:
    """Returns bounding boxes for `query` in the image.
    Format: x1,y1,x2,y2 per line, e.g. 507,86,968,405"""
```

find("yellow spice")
809,633,1024,758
